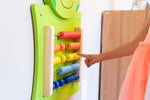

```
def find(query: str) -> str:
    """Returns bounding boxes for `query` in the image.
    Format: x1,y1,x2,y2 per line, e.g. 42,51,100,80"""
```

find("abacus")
43,26,83,96
31,0,82,99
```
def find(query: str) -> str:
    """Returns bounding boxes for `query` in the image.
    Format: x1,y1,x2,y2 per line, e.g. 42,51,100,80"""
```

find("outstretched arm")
78,17,150,67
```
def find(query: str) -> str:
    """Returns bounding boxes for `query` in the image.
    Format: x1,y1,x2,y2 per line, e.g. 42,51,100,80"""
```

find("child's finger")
87,63,92,68
77,54,90,59
85,59,89,66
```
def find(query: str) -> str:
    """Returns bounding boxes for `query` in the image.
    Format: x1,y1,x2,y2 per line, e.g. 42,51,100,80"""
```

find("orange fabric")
119,30,150,100
145,65,150,100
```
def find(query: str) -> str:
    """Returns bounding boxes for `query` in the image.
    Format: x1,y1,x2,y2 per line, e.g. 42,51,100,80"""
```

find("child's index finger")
77,54,89,59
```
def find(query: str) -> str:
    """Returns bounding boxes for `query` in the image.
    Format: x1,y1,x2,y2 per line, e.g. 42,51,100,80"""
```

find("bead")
58,79,64,87
66,53,80,61
74,54,80,59
63,77,71,84
54,57,61,65
72,73,80,80
59,43,65,51
66,42,80,50
58,31,81,39
54,81,59,89
58,63,80,75
60,55,66,63
54,43,65,52
63,73,80,84
54,44,60,52
53,83,56,90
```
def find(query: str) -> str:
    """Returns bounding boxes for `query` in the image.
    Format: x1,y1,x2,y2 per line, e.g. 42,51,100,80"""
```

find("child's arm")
78,17,150,67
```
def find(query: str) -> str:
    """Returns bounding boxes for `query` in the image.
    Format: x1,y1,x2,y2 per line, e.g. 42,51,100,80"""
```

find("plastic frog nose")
61,0,73,9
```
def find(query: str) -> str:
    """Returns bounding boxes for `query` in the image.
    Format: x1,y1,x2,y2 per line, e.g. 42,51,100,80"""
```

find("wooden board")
100,10,150,100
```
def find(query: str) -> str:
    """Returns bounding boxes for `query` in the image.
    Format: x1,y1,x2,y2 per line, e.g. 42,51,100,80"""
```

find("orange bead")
54,44,60,52
59,43,65,51
66,42,80,50
58,31,81,39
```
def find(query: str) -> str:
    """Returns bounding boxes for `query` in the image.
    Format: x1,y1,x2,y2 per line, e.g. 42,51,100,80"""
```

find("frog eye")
61,0,73,9
45,0,80,19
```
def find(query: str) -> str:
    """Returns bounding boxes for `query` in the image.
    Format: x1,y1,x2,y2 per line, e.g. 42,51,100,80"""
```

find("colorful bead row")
53,73,80,90
54,53,80,65
56,31,81,39
54,42,80,52
57,63,80,75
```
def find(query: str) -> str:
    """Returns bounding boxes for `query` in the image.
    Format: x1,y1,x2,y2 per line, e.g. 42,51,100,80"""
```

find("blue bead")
73,73,80,80
58,66,67,75
53,83,56,90
58,79,64,87
72,63,80,70
58,63,80,75
63,77,70,84
54,81,59,89
63,73,80,84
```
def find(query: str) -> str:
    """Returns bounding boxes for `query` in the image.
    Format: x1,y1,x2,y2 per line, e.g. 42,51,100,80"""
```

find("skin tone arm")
78,18,150,67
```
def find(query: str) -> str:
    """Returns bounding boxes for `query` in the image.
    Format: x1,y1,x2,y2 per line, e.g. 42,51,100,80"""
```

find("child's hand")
77,54,102,68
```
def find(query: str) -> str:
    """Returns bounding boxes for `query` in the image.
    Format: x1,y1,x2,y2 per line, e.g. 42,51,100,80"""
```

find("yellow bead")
66,53,80,61
60,55,66,63
66,54,74,61
74,54,80,59
54,57,61,65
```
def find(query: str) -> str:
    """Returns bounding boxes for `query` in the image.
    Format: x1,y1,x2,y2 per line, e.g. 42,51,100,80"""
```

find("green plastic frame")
31,0,82,100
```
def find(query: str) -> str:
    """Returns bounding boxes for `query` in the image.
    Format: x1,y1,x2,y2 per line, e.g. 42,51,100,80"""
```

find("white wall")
0,0,42,100
112,0,133,10
111,0,134,10
79,0,111,100
0,0,111,100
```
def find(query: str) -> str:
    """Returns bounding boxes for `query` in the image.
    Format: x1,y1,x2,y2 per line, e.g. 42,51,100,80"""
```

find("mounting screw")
106,12,109,15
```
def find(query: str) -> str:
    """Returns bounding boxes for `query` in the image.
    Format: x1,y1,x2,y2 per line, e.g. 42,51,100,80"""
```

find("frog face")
44,0,80,19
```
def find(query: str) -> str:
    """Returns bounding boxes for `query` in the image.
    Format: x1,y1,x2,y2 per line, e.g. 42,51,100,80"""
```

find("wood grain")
43,26,54,97
100,10,150,100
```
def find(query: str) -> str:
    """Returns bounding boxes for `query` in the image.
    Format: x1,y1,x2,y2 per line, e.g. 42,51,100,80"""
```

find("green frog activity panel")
31,0,82,100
